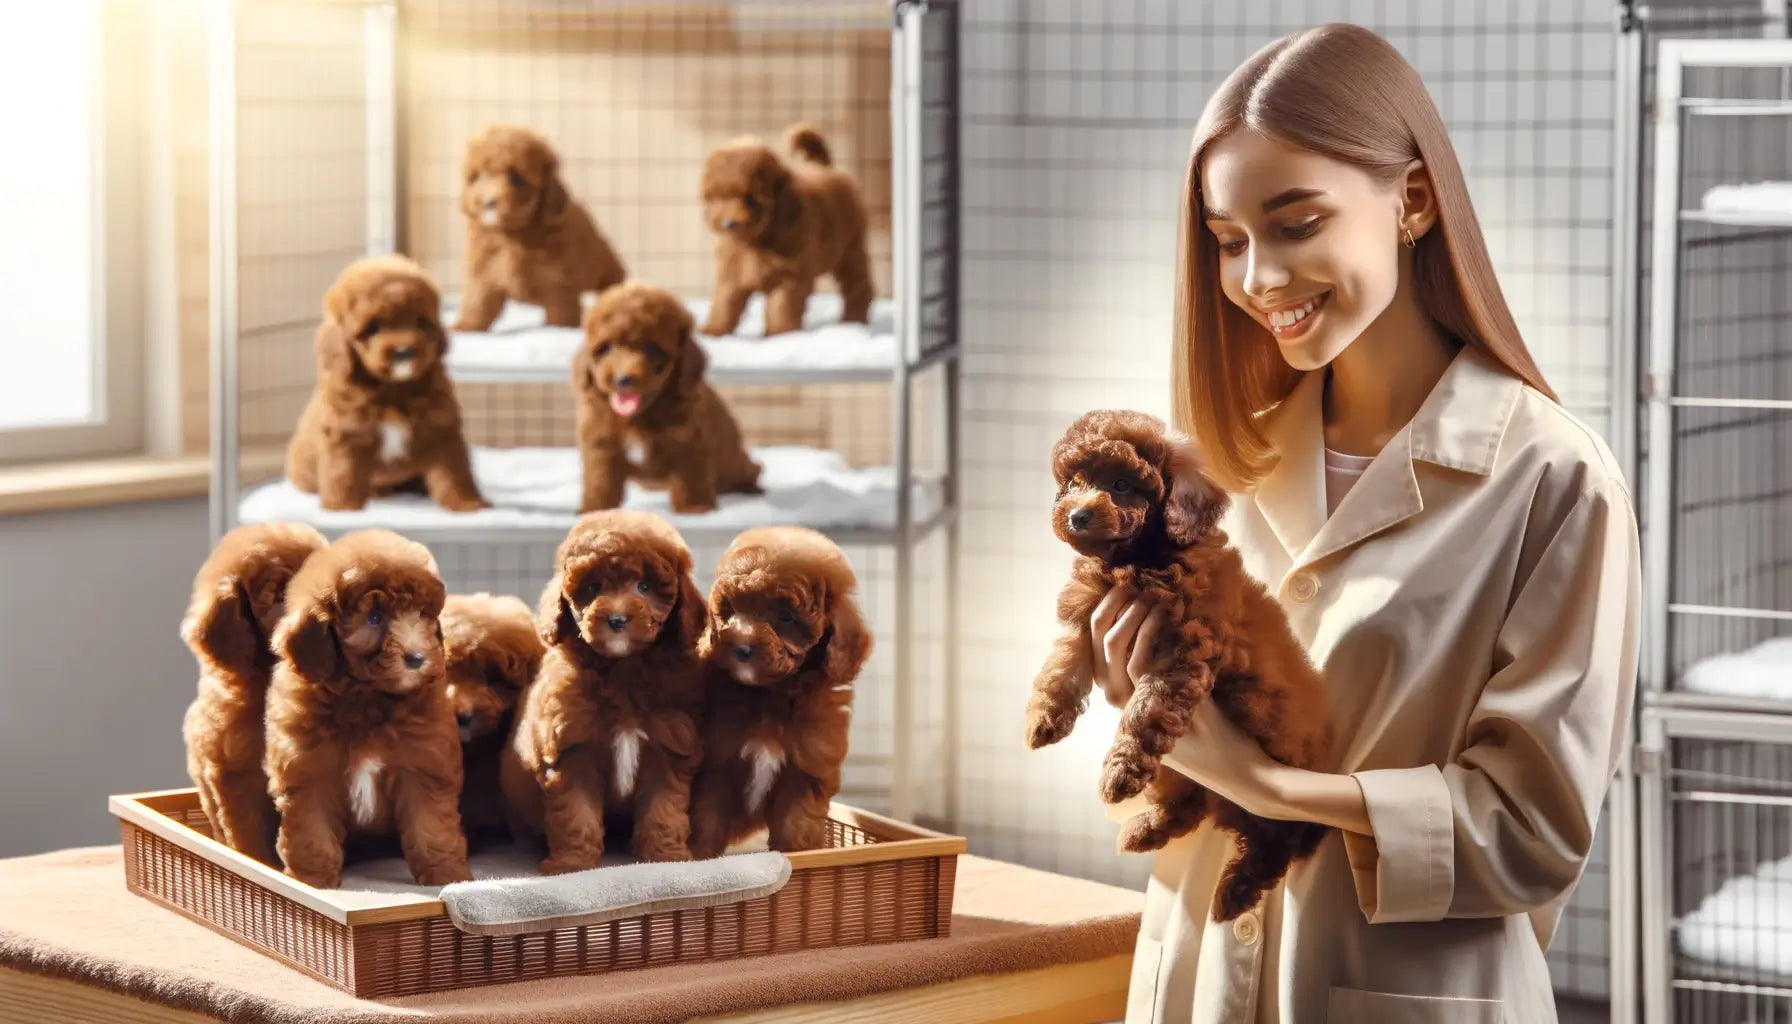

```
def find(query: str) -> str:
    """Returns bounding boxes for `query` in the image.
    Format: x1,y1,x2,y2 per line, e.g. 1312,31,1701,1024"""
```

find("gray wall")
0,497,210,858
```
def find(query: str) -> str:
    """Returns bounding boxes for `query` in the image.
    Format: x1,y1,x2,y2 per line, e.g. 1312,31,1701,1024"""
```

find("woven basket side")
120,821,355,991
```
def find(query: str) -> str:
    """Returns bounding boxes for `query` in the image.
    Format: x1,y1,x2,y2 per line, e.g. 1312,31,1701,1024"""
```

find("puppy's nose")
392,347,415,361
481,197,497,211
733,644,754,663
614,374,636,390
721,218,737,231
1068,508,1093,530
606,614,629,632
403,651,426,670
455,710,474,727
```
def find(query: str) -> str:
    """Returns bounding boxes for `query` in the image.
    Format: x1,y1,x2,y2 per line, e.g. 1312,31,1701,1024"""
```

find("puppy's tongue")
610,391,643,418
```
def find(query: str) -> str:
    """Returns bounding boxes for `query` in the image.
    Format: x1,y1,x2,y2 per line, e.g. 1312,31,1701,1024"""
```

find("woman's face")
1200,129,1408,371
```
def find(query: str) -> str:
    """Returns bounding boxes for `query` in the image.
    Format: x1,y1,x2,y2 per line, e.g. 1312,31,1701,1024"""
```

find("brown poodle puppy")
263,529,472,889
180,521,328,866
688,527,871,859
500,510,709,872
698,123,873,338
1024,410,1333,922
453,124,627,331
286,256,487,513
441,592,544,850
574,281,762,514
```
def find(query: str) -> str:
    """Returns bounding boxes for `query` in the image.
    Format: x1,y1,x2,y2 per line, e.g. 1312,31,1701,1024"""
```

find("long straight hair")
1172,23,1558,493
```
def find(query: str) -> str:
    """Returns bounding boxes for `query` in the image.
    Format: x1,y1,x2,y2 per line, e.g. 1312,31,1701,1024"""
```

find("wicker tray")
109,788,964,998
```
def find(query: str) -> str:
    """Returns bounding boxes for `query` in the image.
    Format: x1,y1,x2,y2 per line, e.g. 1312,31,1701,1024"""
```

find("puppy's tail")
785,123,832,167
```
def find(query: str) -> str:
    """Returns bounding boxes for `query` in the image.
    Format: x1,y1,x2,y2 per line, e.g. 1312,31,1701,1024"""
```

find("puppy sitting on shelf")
263,529,472,889
441,592,544,850
573,281,762,514
1024,409,1332,921
687,526,871,858
698,123,873,338
180,520,327,867
452,124,627,331
501,510,709,871
286,255,487,513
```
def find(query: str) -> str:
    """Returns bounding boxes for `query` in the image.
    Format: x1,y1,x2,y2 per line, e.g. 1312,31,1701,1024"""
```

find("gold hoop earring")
1402,227,1416,249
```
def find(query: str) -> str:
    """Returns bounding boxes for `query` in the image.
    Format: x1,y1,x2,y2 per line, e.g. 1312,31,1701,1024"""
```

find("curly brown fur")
500,511,709,871
441,592,544,850
286,256,487,513
574,281,762,514
263,530,471,889
698,123,873,338
1025,409,1333,921
687,527,870,858
179,521,328,867
452,125,627,330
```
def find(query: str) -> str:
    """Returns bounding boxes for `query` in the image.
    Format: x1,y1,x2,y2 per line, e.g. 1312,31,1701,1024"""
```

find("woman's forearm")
1261,764,1375,836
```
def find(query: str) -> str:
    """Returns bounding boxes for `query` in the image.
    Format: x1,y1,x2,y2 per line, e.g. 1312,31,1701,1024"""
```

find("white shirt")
1322,446,1377,517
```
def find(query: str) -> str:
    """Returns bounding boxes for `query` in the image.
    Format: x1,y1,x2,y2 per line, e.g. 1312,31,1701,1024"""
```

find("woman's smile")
1259,290,1331,340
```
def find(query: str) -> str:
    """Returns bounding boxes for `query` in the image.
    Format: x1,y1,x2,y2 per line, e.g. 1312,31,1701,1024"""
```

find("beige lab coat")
1110,344,1641,1024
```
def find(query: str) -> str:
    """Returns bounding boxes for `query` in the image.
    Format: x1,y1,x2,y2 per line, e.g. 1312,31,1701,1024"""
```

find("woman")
1093,23,1641,1024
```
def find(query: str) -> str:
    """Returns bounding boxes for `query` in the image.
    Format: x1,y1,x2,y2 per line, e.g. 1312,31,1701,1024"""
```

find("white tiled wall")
953,0,1619,998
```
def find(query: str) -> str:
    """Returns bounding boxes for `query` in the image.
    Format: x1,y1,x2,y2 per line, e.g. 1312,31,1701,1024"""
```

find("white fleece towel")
1702,181,1792,216
438,850,793,936
1680,637,1792,702
1676,853,1792,977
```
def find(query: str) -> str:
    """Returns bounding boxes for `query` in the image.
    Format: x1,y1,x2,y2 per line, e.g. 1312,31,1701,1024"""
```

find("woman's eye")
1283,218,1321,240
1217,239,1247,256
367,608,384,628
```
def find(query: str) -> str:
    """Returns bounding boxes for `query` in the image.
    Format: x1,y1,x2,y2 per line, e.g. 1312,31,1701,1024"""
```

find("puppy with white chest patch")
688,526,870,858
286,256,487,513
263,529,473,889
500,510,709,871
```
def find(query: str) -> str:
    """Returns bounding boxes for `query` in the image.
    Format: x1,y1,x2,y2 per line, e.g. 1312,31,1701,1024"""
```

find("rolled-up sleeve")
1343,477,1641,924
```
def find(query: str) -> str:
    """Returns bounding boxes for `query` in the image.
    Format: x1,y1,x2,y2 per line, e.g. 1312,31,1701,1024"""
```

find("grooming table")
0,845,1141,1024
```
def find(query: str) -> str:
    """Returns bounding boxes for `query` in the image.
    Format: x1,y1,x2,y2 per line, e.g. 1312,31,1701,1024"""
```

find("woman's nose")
1243,247,1292,298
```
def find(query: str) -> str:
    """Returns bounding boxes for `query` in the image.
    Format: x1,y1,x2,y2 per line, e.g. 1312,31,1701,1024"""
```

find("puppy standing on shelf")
264,530,472,889
573,282,761,514
687,527,871,858
501,510,710,871
698,122,873,337
180,521,327,866
441,592,544,850
286,255,487,513
1025,410,1332,922
452,124,627,331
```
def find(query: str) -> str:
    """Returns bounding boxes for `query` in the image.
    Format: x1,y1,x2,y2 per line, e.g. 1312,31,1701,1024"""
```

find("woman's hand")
1087,584,1168,709
1165,703,1375,836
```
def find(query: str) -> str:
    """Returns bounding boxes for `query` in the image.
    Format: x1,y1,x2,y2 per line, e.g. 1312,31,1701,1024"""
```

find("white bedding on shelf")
1679,637,1792,702
1701,181,1792,216
237,444,939,536
1677,853,1792,977
441,293,898,382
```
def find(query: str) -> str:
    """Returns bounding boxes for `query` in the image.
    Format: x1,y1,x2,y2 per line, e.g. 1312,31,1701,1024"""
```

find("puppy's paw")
1099,753,1155,804
1116,812,1178,854
320,495,368,512
286,866,342,890
439,494,490,513
415,862,474,886
699,317,735,337
1024,703,1079,749
540,852,600,876
670,498,718,515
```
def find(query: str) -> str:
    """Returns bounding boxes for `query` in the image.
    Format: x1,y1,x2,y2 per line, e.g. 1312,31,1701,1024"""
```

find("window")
0,0,144,463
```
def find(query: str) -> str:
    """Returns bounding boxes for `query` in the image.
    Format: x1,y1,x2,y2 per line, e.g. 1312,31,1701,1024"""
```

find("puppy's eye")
595,342,612,358
507,170,526,189
776,607,797,625
636,579,652,595
367,608,384,628
1111,478,1133,494
641,342,664,364
358,319,381,341
417,316,433,331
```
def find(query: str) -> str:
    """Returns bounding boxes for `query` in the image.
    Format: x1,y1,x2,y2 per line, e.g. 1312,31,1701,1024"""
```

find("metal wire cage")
203,0,962,825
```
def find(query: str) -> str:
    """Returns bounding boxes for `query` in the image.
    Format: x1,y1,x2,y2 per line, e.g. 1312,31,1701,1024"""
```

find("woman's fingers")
1087,584,1132,682
1100,596,1153,703
1126,605,1166,688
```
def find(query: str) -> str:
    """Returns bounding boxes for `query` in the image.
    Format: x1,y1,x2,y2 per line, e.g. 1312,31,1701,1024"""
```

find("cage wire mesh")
1663,729,1792,1022
214,0,960,824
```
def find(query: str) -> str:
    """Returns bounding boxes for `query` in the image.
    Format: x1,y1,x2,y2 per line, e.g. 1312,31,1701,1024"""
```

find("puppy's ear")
180,581,262,675
674,327,708,395
535,571,578,648
314,317,358,381
1162,431,1229,546
272,602,337,681
822,594,873,684
538,170,569,226
673,572,709,656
